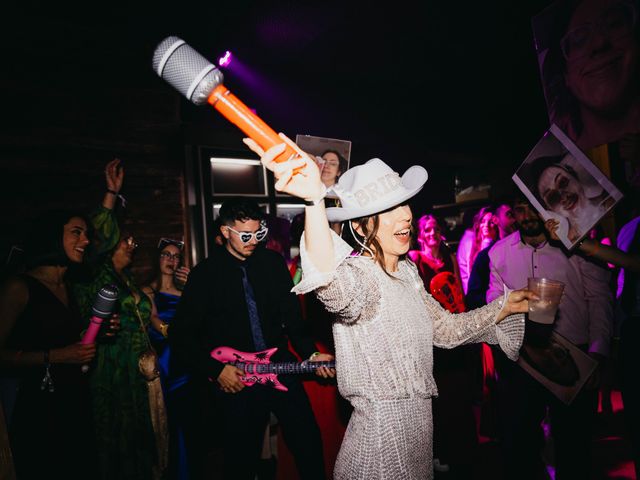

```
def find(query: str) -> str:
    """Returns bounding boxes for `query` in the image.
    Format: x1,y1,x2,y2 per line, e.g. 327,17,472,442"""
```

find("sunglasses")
158,238,185,250
226,225,269,244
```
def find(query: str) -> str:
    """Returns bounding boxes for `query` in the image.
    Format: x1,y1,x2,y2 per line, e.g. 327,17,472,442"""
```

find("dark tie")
239,264,266,351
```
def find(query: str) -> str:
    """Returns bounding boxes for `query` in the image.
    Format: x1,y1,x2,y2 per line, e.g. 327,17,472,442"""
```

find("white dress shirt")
487,231,613,356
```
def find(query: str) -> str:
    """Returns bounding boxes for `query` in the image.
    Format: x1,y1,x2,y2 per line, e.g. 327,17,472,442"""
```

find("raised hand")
243,133,325,202
544,219,561,241
174,266,190,286
105,158,124,193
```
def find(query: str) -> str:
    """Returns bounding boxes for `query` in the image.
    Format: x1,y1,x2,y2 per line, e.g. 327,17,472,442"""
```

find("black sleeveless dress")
6,275,97,480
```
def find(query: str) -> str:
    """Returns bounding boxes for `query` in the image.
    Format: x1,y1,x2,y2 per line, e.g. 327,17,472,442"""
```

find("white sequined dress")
294,231,525,480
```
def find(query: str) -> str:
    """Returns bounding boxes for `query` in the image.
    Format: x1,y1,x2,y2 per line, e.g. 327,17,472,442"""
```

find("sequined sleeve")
293,230,380,325
409,263,525,360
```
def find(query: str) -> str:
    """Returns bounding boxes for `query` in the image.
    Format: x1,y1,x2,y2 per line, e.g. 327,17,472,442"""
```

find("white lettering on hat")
386,173,402,189
355,189,370,207
354,173,403,207
365,182,384,201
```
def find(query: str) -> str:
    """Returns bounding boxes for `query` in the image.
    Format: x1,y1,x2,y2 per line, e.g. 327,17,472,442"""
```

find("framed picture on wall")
512,124,623,250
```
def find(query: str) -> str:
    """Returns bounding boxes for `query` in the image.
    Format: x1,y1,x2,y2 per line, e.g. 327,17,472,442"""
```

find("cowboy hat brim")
326,165,428,223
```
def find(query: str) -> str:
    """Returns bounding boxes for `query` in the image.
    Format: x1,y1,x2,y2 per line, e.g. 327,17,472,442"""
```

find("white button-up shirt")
487,231,613,356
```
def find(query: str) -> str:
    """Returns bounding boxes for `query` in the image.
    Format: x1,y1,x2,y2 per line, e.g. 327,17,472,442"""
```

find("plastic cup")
527,277,565,325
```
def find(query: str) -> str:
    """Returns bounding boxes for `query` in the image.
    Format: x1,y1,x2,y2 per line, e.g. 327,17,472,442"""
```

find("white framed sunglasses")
225,225,269,244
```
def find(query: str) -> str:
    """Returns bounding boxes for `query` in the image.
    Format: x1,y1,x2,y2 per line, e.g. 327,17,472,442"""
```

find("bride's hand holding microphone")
242,133,324,202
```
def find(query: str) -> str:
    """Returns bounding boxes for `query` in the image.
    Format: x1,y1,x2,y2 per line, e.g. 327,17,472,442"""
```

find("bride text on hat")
354,173,403,207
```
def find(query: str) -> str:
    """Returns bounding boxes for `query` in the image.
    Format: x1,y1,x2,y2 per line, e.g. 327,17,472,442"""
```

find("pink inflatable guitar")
211,346,336,392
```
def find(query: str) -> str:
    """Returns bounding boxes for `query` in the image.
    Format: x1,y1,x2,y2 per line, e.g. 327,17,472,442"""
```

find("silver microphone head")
152,36,225,106
91,284,119,319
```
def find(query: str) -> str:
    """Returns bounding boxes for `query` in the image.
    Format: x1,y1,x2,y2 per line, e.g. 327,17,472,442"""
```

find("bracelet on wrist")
158,322,169,338
106,189,119,196
303,186,327,206
308,351,321,361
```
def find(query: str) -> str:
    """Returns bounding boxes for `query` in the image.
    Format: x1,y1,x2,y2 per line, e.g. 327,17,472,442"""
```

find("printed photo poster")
294,135,352,197
513,124,623,250
517,331,598,405
532,0,640,150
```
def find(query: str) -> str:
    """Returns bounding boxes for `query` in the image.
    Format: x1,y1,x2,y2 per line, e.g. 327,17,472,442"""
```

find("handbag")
134,308,168,479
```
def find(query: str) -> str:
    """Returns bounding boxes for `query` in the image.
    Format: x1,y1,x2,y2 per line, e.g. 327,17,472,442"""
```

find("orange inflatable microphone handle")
207,85,297,163
152,36,296,163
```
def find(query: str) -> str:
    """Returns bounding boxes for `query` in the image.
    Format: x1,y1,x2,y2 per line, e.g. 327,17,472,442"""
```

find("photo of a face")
517,331,599,405
512,125,623,249
294,135,352,194
533,0,640,149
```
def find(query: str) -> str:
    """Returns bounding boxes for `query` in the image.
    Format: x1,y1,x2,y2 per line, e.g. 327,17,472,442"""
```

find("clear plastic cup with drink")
527,277,565,324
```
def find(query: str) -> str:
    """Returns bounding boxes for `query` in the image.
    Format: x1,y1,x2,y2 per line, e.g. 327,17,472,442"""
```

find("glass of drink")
527,277,565,324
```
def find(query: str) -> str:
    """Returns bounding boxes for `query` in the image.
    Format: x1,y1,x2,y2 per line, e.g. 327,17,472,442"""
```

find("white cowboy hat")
326,158,428,223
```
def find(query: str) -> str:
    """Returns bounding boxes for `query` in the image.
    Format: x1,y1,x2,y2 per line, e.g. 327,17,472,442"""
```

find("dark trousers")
621,317,640,478
166,380,204,480
214,376,325,480
494,348,598,480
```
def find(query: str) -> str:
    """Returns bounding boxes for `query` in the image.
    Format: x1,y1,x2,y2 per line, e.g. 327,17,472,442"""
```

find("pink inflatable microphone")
80,284,118,373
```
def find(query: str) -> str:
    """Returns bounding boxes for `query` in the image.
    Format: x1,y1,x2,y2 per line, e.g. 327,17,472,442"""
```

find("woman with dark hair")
530,153,615,242
74,159,167,480
539,0,640,149
142,238,194,480
0,210,98,479
318,149,347,190
243,135,534,480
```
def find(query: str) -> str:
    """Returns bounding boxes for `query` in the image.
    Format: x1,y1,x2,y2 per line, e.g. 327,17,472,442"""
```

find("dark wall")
0,87,186,282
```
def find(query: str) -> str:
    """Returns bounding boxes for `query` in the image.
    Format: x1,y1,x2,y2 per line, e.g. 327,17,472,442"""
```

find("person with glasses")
142,238,194,480
538,0,640,149
529,153,616,244
318,150,347,191
74,159,168,480
171,197,333,480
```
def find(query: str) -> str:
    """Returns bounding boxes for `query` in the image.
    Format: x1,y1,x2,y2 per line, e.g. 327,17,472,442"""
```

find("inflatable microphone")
152,36,297,163
80,284,118,372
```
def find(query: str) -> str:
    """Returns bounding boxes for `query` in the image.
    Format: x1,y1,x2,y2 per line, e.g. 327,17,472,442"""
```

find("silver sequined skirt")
334,397,433,480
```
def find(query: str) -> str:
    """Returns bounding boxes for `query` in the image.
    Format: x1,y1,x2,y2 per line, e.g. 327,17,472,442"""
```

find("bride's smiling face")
372,204,413,267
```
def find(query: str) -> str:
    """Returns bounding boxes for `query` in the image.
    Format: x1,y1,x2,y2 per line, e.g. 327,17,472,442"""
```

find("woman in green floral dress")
74,159,166,480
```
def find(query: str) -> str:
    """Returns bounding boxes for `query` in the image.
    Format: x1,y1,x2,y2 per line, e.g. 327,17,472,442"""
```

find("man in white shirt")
487,198,613,480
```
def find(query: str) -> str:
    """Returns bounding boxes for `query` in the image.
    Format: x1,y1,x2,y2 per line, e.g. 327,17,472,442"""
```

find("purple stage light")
218,51,232,68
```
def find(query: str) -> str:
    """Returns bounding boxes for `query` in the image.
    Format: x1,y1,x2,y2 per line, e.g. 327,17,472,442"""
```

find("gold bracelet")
158,322,169,338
